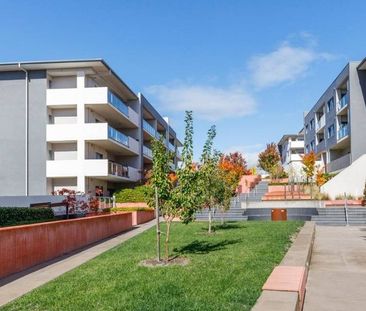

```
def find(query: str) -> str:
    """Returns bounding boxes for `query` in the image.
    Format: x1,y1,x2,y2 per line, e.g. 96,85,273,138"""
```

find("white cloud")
146,83,256,121
248,42,335,89
224,144,264,168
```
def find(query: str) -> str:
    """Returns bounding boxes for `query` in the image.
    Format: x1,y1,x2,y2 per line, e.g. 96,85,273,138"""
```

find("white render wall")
321,154,366,199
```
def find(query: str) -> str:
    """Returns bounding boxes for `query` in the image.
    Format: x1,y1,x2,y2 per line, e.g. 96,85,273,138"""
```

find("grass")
1,221,303,311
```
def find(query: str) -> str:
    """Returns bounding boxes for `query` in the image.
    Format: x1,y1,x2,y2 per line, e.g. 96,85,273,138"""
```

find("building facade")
304,60,366,173
277,130,305,178
0,60,181,196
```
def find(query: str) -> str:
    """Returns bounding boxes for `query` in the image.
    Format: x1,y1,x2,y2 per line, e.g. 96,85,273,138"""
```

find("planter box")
0,213,133,279
131,210,155,225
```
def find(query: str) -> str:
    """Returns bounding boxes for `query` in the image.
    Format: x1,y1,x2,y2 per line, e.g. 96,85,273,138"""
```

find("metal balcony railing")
336,93,349,112
108,126,129,146
108,161,129,178
337,125,349,140
143,145,153,158
108,91,129,117
143,120,156,137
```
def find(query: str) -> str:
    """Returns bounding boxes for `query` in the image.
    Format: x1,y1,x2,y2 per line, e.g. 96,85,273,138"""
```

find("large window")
327,97,334,113
310,140,315,151
310,119,315,130
327,124,335,138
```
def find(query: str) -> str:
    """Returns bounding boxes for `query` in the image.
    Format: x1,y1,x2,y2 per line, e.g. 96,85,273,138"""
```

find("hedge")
111,207,154,213
0,207,55,227
114,185,152,203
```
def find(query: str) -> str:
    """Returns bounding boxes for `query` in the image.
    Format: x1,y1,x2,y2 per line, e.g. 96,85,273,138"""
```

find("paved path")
304,226,366,311
0,219,156,307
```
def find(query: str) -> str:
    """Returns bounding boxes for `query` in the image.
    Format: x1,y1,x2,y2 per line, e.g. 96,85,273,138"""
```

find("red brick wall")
0,213,133,279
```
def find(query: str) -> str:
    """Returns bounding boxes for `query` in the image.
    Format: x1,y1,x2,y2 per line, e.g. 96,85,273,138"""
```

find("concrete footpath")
304,226,366,311
0,219,156,307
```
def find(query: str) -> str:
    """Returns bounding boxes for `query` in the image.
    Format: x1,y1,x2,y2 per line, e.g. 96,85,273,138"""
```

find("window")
310,140,315,151
327,124,335,138
305,145,310,153
305,124,309,134
327,98,334,113
96,152,103,159
310,119,315,130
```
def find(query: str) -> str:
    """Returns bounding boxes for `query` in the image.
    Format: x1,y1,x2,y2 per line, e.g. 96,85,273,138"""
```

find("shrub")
114,185,152,203
314,192,330,200
335,194,356,200
111,207,154,212
0,207,55,227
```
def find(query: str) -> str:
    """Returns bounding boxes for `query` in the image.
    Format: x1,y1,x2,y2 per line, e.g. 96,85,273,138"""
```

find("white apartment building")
277,131,305,178
0,59,182,196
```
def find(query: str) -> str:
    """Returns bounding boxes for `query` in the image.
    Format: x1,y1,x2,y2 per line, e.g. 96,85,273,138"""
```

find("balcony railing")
168,142,175,152
108,161,129,178
143,120,156,137
316,115,325,130
157,132,165,141
337,125,349,140
143,145,153,158
108,126,129,146
336,93,349,112
107,91,129,117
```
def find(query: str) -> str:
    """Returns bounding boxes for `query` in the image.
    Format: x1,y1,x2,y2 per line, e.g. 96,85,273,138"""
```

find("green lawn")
2,221,303,311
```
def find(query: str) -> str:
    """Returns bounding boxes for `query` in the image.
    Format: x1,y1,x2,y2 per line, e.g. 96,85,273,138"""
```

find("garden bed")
1,221,303,311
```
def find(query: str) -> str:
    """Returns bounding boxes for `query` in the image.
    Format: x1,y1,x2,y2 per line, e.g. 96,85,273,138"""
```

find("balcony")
47,87,139,128
47,159,140,182
336,93,349,113
108,126,128,147
289,140,304,149
143,145,153,159
168,142,176,152
327,154,351,173
316,139,326,153
143,120,156,138
337,125,349,141
316,115,325,131
47,123,139,155
176,149,182,160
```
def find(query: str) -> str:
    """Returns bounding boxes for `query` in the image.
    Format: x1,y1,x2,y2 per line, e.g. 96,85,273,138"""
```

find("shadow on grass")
213,222,245,231
200,222,245,233
174,239,242,255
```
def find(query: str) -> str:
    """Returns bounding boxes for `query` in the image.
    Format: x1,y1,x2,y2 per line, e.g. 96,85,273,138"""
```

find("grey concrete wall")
0,70,47,196
350,63,366,162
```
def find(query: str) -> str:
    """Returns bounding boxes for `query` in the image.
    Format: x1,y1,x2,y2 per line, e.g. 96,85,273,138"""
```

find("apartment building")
0,59,182,196
304,60,366,174
277,130,305,176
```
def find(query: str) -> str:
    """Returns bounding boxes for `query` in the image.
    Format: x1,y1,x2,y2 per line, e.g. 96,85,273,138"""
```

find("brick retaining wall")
0,213,133,279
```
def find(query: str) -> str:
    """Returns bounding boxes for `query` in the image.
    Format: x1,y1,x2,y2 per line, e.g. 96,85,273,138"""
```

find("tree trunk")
155,187,161,262
208,208,212,234
165,219,172,261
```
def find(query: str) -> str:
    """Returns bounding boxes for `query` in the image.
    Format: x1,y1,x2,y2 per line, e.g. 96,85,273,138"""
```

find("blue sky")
1,0,366,165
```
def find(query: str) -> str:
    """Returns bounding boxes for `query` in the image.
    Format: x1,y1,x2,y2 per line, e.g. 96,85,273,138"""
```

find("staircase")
312,208,366,226
195,181,268,221
240,181,269,202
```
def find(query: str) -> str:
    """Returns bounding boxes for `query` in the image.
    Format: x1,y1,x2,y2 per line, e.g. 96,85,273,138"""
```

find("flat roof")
0,59,138,101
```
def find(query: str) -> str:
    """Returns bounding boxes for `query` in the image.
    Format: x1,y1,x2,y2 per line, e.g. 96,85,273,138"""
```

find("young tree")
198,126,226,233
301,151,317,183
258,143,281,178
149,111,200,261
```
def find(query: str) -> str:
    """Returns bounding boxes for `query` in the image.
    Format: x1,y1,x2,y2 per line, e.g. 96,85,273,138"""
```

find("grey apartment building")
0,59,182,196
304,60,366,173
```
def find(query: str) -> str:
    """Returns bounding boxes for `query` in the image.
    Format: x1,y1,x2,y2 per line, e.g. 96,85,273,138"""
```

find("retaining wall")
131,211,155,226
0,213,133,279
252,222,315,311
